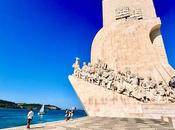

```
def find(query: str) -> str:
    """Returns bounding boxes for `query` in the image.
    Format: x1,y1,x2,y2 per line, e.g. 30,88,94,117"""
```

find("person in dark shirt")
65,109,71,121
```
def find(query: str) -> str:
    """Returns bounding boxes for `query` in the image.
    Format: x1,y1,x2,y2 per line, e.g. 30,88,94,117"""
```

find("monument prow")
69,75,175,119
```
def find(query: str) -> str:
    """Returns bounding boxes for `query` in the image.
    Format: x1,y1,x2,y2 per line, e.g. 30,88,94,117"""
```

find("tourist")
65,109,71,121
27,108,34,129
70,110,74,120
65,109,69,119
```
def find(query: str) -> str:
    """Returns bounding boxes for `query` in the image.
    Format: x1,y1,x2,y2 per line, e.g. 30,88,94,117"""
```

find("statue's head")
127,70,131,75
76,57,79,61
97,59,101,63
83,62,86,66
158,81,163,85
147,76,152,81
88,62,91,66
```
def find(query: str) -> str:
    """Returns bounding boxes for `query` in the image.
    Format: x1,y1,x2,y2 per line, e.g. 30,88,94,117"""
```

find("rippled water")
0,108,87,129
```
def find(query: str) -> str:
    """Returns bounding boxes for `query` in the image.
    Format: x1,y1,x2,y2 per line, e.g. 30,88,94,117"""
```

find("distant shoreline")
0,99,61,110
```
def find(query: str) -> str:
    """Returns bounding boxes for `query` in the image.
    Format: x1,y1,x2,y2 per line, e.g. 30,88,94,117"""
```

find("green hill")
0,100,21,109
0,99,61,110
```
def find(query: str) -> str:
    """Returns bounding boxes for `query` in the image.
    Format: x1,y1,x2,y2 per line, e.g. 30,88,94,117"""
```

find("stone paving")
3,117,175,130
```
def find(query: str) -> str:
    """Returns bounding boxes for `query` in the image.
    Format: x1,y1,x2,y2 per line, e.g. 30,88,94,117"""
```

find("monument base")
69,75,175,119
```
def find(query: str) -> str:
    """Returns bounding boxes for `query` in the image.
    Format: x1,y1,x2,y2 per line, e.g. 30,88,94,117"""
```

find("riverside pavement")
2,116,175,130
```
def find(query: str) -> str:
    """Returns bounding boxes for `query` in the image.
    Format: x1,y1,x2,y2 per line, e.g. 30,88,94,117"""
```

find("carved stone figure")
147,89,158,102
169,76,175,88
112,80,119,91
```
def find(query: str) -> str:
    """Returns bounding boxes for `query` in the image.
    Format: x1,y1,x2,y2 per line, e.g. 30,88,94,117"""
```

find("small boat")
38,104,45,115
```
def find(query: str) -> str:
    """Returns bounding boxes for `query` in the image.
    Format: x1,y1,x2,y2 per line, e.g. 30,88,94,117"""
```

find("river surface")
0,108,87,129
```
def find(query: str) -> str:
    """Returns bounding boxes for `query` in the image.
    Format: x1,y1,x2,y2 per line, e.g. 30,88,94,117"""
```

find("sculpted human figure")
131,74,140,86
102,77,109,88
117,77,126,94
149,79,157,89
97,68,103,77
97,69,104,86
169,76,175,88
119,70,133,96
93,73,100,85
72,57,80,77
88,74,94,83
102,70,110,79
72,57,80,68
82,62,87,71
141,77,153,102
144,80,166,103
161,85,175,103
122,79,131,96
94,59,103,69
125,69,132,83
87,64,96,83
72,57,80,71
108,71,115,81
97,76,103,86
80,70,86,81
101,79,106,88
105,71,114,90
147,89,158,102
81,62,89,81
169,88,175,100
85,63,94,83
130,74,144,100
132,90,143,101
143,76,153,87
112,79,118,91
107,81,113,90
156,81,166,99
102,62,108,70
129,74,141,98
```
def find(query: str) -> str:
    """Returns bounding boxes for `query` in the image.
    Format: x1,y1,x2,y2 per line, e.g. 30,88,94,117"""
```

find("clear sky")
0,0,174,109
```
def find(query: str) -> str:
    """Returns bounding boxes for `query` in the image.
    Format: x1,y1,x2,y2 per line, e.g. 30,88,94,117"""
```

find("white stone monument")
69,0,175,119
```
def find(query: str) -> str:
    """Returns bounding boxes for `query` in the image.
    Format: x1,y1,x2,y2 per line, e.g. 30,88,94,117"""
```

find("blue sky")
0,0,174,109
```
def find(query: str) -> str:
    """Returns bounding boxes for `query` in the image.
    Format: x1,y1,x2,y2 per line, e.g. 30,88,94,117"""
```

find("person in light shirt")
27,108,34,129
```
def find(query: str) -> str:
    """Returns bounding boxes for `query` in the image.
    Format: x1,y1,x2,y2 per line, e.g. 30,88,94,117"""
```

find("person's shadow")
30,126,57,129
30,126,44,129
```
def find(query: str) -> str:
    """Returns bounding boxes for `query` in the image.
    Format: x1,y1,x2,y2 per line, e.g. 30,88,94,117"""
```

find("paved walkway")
2,117,175,130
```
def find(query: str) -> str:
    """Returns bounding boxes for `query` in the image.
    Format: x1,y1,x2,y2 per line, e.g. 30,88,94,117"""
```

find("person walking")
65,109,71,121
65,109,69,120
27,108,34,129
70,110,74,120
70,107,76,120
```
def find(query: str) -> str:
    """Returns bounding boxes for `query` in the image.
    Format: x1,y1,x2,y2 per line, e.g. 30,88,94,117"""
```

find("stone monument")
69,0,175,119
